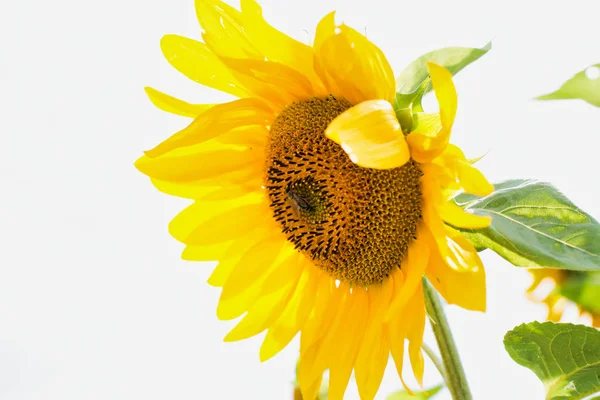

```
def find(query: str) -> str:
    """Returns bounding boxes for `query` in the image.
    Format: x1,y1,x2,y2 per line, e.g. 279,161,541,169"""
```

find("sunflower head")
136,1,493,398
527,268,600,327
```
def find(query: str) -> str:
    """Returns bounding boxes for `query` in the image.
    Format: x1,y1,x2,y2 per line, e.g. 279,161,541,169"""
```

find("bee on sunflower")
136,1,492,398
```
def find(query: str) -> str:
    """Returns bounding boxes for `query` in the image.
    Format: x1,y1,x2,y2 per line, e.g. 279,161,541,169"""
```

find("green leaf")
504,321,600,400
395,43,491,95
537,64,600,107
559,271,600,314
386,385,443,400
453,179,600,271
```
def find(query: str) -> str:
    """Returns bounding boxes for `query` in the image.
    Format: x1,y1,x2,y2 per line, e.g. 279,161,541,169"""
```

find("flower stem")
423,278,472,400
421,342,446,382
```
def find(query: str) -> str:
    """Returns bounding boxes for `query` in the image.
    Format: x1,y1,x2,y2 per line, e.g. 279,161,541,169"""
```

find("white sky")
1,0,599,399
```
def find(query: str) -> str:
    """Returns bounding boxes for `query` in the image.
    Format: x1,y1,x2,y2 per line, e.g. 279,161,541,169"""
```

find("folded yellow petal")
160,34,249,97
325,100,409,169
427,243,486,312
144,87,213,118
435,144,493,196
315,26,395,104
423,226,487,311
407,63,457,163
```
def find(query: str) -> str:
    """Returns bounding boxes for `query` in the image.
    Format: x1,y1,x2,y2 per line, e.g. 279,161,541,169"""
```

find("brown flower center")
265,96,423,286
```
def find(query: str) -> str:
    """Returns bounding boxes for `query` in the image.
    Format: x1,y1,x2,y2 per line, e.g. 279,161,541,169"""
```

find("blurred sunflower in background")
136,0,493,398
527,268,600,327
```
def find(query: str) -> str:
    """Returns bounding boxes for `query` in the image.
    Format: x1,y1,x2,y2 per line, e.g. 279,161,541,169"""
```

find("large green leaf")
504,322,600,400
395,43,491,95
386,385,443,400
559,271,600,314
537,64,600,107
453,179,600,271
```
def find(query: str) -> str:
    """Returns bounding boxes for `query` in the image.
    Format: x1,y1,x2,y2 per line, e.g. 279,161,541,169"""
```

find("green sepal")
537,64,600,107
452,179,600,271
504,321,600,400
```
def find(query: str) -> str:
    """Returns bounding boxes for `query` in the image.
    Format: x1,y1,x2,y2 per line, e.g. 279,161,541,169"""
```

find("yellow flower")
136,1,493,398
527,269,600,327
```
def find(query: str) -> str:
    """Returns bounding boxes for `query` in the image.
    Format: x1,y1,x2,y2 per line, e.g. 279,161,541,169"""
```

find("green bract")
537,64,600,107
504,322,600,400
386,385,443,400
453,179,600,271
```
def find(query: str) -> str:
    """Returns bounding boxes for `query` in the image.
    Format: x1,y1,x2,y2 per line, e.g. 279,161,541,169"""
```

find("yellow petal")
160,34,249,97
144,98,273,158
386,273,410,393
298,283,345,388
150,177,262,200
406,285,426,386
440,201,491,228
424,227,486,311
314,12,336,50
217,237,292,320
168,197,268,246
355,279,393,400
435,144,493,196
215,125,268,148
224,255,302,341
315,26,395,104
456,161,493,196
219,57,315,106
144,87,213,118
299,375,323,400
385,233,429,321
260,263,318,361
407,63,457,163
181,241,232,261
207,232,262,287
325,100,409,169
239,0,325,94
300,277,335,354
135,146,263,182
194,0,260,59
328,288,369,400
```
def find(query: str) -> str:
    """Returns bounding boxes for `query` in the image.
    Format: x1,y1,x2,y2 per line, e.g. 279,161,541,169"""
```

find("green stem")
423,278,472,400
421,342,446,382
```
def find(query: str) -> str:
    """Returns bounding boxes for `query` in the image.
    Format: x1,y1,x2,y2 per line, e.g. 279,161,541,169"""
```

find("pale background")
1,0,599,399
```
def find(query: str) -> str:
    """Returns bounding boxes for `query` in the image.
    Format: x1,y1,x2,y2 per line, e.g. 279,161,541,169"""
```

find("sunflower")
136,1,493,398
527,268,600,327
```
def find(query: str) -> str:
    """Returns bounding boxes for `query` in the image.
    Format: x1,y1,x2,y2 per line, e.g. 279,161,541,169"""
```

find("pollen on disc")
265,96,423,286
